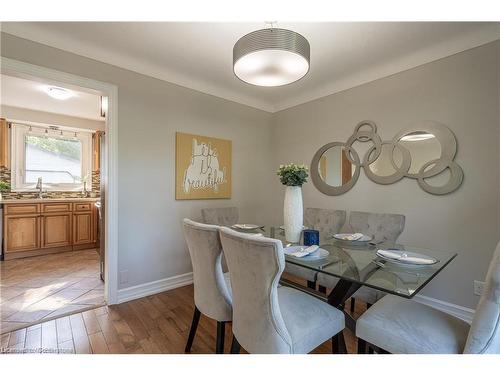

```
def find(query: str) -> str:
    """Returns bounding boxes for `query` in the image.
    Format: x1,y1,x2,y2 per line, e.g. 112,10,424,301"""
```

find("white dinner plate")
333,233,373,242
376,249,438,267
232,224,262,230
283,246,330,261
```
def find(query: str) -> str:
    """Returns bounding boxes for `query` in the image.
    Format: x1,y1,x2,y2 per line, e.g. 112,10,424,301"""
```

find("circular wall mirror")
398,131,442,175
311,142,360,195
367,143,404,177
318,145,355,187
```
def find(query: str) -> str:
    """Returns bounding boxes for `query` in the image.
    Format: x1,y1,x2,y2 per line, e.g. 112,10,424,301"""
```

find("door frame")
1,57,119,304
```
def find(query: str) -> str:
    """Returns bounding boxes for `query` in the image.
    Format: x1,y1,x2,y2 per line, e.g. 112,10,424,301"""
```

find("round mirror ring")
417,159,464,195
354,120,378,137
345,130,382,166
393,121,457,179
310,141,361,196
363,141,411,185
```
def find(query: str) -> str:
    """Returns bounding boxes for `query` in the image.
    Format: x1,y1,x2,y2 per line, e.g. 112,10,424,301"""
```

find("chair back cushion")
349,211,405,243
464,241,500,353
182,219,232,322
219,227,292,353
201,207,239,226
304,208,346,234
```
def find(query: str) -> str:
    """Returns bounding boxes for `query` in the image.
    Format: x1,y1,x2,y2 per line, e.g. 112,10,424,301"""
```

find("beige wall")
272,41,500,309
0,32,275,290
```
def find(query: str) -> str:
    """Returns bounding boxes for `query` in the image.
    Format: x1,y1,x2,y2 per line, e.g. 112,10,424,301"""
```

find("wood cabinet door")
41,213,72,248
4,215,40,253
0,118,9,168
73,212,93,245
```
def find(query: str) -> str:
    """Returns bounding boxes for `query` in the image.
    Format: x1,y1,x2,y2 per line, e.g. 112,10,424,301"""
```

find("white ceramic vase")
283,186,303,243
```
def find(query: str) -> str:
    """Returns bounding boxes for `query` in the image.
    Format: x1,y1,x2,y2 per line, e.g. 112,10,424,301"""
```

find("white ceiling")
2,22,499,112
1,74,103,120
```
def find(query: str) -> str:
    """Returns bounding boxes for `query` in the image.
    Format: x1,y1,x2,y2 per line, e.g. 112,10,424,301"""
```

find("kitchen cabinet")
73,212,93,245
4,214,40,253
92,131,103,172
41,212,72,248
2,200,98,259
0,118,8,168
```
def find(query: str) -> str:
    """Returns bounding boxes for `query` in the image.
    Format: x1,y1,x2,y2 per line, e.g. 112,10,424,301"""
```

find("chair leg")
307,280,316,289
331,332,347,354
318,285,327,294
216,321,226,354
357,338,367,354
230,335,241,354
350,298,356,312
184,306,201,353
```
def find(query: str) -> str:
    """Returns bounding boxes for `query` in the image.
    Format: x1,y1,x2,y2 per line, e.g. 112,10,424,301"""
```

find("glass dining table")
232,225,457,331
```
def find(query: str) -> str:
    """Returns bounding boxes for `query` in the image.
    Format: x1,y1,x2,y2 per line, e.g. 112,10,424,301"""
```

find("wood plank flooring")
0,282,367,354
1,249,104,334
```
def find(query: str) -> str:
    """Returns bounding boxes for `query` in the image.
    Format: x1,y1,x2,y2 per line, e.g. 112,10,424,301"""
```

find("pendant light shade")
233,28,310,87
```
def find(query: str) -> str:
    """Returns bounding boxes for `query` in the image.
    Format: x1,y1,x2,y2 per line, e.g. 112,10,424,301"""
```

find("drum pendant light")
233,28,310,87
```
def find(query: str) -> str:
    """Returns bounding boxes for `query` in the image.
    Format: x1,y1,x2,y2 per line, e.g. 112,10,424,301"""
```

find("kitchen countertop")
0,197,100,204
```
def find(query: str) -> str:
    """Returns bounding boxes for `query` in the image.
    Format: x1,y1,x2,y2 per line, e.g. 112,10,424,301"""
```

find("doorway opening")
0,58,118,334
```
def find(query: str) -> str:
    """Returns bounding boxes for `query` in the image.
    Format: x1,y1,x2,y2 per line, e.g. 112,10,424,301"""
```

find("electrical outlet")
119,270,129,286
473,280,485,296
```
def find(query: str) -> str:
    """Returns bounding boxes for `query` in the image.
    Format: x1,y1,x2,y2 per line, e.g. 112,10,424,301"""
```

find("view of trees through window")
25,134,83,184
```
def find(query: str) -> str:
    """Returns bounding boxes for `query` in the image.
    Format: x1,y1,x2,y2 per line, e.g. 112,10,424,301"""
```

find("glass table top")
230,225,457,299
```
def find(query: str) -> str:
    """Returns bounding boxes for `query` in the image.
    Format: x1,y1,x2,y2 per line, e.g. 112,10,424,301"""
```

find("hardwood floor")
1,249,104,334
0,282,366,354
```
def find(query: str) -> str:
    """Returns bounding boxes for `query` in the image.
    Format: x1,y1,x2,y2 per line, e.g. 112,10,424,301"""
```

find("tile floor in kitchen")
0,249,104,334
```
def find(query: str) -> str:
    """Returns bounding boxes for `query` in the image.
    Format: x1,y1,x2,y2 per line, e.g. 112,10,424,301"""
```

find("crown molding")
2,24,499,114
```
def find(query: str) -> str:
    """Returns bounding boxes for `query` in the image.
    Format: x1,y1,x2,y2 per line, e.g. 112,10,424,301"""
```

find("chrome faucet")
36,177,44,199
82,181,90,198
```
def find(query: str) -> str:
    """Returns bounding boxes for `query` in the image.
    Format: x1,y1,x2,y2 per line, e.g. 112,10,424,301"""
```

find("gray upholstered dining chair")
356,240,500,354
219,227,346,354
182,219,233,354
285,208,346,290
201,207,239,226
317,211,405,310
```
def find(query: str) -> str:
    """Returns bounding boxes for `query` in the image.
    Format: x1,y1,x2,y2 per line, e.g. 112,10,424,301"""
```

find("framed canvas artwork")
175,132,232,200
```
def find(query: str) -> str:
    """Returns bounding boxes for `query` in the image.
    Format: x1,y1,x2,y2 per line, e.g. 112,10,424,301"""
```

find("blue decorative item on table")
303,229,320,246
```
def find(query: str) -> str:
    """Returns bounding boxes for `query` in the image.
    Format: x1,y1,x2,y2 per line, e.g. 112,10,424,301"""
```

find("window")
11,123,93,192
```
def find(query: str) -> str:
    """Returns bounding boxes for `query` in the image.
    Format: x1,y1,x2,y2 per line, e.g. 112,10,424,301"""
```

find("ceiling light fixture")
45,86,74,100
233,26,310,87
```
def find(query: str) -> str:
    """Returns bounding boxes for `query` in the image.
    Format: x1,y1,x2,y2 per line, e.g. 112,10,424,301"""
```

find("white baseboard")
413,295,475,323
117,272,193,304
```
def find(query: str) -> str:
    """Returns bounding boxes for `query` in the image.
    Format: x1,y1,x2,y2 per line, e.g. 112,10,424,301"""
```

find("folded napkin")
338,233,364,241
288,245,319,258
233,224,259,229
377,249,436,265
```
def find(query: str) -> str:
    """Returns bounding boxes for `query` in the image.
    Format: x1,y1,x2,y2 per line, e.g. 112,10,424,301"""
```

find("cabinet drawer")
4,204,40,215
42,203,72,213
74,203,92,212
73,203,93,211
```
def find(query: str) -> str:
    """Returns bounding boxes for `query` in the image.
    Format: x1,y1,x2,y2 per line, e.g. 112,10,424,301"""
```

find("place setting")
330,232,375,247
372,247,439,272
376,248,439,266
